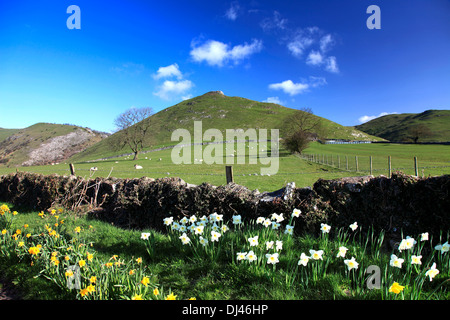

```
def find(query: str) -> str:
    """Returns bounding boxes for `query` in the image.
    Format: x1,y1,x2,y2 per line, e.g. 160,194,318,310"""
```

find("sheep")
90,167,98,172
159,158,162,161
134,164,143,169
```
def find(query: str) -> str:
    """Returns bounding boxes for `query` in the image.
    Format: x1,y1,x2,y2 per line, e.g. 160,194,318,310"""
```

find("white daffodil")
208,212,217,222
399,236,416,251
344,257,359,271
211,231,221,242
425,263,439,281
390,254,404,268
199,215,208,222
199,236,208,246
163,217,173,226
236,252,247,261
411,255,422,265
309,249,324,260
232,215,242,225
349,222,358,231
298,253,310,266
285,225,294,235
215,214,223,222
248,236,259,247
266,253,279,265
263,219,272,228
179,225,187,232
320,223,331,234
211,223,220,232
435,241,450,254
180,217,188,225
141,232,151,240
256,217,265,224
292,208,301,218
271,222,280,230
194,225,204,235
246,250,257,262
221,225,229,233
276,240,283,252
420,232,429,241
266,241,274,250
179,233,190,245
189,215,197,224
271,213,284,223
336,246,348,258
171,221,180,231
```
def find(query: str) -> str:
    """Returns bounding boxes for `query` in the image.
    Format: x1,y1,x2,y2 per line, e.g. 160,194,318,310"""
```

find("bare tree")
281,107,323,154
408,124,432,144
114,107,153,160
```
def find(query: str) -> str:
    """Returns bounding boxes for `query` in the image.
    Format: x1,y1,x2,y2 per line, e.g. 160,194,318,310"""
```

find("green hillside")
70,91,382,162
355,109,450,142
0,123,107,167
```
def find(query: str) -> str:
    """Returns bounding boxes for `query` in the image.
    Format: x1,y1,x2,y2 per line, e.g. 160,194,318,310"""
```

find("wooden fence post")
355,156,359,172
346,156,348,170
370,156,373,175
226,166,234,184
69,163,75,176
388,156,391,177
414,157,418,176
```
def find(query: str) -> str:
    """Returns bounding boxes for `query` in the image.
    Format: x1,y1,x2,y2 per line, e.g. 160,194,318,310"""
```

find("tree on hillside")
281,107,323,154
408,124,432,144
114,107,153,160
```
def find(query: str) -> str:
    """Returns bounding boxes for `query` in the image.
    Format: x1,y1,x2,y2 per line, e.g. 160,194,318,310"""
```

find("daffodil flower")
276,240,283,252
309,249,324,260
256,217,265,224
425,263,440,281
237,252,247,261
411,255,422,265
285,225,294,235
420,232,429,241
246,250,257,262
336,246,348,258
435,241,449,254
266,241,274,250
179,233,190,245
163,217,173,226
389,282,405,294
232,215,242,225
211,231,221,242
263,219,272,228
248,236,259,247
141,232,151,240
194,225,204,235
199,236,208,246
399,236,416,251
390,254,404,268
266,253,279,264
349,222,358,231
320,223,331,234
344,257,359,271
292,208,301,218
298,253,309,266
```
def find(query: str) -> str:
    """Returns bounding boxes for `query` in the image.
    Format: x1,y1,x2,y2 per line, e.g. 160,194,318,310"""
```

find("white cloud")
319,34,335,52
153,63,183,80
260,11,288,32
154,80,194,100
358,112,398,124
287,28,339,73
269,77,326,96
269,80,310,96
190,39,262,67
263,96,284,105
225,2,240,20
306,50,324,66
325,56,339,73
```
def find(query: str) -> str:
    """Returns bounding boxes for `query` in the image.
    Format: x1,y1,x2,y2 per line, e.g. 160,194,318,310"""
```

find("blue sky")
1,0,449,133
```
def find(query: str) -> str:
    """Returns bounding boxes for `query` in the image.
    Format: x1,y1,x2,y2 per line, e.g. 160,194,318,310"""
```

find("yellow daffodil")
165,292,177,300
79,260,86,268
132,294,143,300
141,276,150,286
74,226,81,233
65,270,74,277
28,246,40,255
389,282,404,294
89,276,97,283
153,288,160,296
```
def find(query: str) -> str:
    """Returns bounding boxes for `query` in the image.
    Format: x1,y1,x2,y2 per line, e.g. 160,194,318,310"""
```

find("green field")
1,141,449,193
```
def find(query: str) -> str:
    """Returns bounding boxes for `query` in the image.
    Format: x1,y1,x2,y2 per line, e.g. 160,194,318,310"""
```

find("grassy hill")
355,109,450,142
0,123,108,167
70,91,382,162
